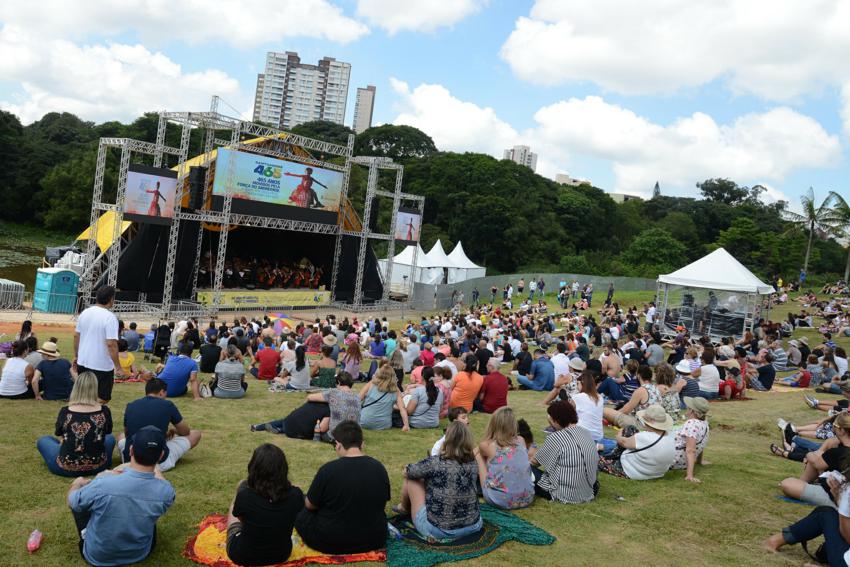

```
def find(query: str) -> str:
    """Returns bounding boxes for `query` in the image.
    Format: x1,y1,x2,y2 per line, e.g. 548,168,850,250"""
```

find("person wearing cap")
787,339,803,368
37,372,115,477
119,378,202,472
598,404,676,480
670,397,710,483
68,424,175,566
32,341,75,401
540,356,585,405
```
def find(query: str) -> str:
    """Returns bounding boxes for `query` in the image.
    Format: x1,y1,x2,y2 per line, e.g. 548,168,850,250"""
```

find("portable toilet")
34,268,79,314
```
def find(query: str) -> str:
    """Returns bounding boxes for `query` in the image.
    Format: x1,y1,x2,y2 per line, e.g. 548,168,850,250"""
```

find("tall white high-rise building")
352,85,376,134
503,145,538,171
252,51,351,130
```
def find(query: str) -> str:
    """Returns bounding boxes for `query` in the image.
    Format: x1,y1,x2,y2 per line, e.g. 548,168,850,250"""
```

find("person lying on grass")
775,412,850,509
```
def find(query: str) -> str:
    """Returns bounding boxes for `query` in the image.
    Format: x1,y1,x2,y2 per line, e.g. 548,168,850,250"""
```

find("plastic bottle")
387,523,402,540
312,420,322,442
27,530,42,553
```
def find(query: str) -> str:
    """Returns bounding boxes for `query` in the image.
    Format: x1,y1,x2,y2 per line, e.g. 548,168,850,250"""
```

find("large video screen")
213,148,342,212
124,164,178,225
395,208,422,244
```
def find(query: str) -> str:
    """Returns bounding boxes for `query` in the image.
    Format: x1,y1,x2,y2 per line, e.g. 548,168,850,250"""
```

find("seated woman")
531,401,598,503
540,357,585,406
400,371,443,429
571,370,615,454
670,397,710,483
603,364,674,429
213,345,248,399
311,346,337,389
763,479,850,564
474,407,534,509
431,366,454,419
340,341,364,382
360,365,409,431
395,421,483,540
0,340,35,399
36,372,115,477
275,346,312,390
776,412,850,508
226,444,304,567
32,341,75,401
598,404,676,480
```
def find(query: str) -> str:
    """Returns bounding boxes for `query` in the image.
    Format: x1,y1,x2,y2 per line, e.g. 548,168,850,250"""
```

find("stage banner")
394,208,422,244
124,164,178,225
213,148,342,212
196,289,331,308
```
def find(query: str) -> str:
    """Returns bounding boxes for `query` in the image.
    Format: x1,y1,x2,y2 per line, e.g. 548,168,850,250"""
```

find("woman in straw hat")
598,404,676,480
670,397,710,483
32,341,75,401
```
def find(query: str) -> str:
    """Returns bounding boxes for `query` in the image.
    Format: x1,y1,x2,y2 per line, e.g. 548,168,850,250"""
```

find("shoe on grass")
804,394,819,408
777,418,788,431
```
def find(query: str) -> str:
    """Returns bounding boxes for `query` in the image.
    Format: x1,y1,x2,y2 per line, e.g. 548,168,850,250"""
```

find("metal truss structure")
79,103,422,318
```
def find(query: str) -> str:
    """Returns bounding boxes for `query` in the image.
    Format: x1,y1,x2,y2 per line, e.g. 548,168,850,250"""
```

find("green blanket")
386,504,555,567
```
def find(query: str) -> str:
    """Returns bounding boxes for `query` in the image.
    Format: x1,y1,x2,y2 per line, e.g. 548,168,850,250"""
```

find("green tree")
290,120,355,147
354,124,437,159
782,187,839,276
697,178,750,205
657,211,700,255
619,228,687,277
828,190,850,281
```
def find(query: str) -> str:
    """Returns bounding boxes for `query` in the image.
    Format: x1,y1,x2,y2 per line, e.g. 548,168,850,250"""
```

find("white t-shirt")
573,392,604,441
551,353,571,379
646,307,656,324
620,431,676,480
698,364,721,392
431,435,446,456
435,359,458,378
0,357,30,396
836,356,849,377
75,305,119,371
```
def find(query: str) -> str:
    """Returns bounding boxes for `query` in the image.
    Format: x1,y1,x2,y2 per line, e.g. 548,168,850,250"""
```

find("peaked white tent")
447,241,486,283
656,248,775,340
377,244,444,293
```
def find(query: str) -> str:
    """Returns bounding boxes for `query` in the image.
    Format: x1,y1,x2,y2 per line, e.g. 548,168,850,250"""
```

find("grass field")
1,294,848,566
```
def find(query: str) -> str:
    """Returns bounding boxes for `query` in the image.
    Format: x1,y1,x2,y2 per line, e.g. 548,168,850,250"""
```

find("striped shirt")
536,426,598,504
213,359,245,392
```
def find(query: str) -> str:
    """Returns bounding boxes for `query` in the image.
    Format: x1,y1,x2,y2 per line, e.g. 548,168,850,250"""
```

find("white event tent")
378,240,486,293
655,247,775,340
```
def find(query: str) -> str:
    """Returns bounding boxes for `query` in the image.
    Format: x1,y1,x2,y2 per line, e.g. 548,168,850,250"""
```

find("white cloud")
0,26,241,123
356,0,486,34
500,0,850,100
0,0,368,47
389,81,840,197
841,82,850,137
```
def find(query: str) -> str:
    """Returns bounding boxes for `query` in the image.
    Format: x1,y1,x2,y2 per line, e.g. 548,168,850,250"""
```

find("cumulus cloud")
500,0,850,100
390,81,840,197
0,0,368,47
0,26,241,123
356,0,487,34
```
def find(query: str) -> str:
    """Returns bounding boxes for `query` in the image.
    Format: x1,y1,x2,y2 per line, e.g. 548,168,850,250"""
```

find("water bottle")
27,530,42,553
312,420,322,442
387,523,402,540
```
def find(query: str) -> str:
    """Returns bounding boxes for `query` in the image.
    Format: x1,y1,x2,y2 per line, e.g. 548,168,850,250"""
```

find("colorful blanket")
386,504,555,567
183,514,386,567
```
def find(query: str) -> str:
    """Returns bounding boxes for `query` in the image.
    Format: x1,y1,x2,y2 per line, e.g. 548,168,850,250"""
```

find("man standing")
74,286,126,404
528,278,537,301
296,421,390,554
645,302,657,332
517,278,525,295
571,280,579,300
68,426,175,565
537,277,545,298
490,284,498,304
472,287,480,307
120,379,202,472
606,283,615,307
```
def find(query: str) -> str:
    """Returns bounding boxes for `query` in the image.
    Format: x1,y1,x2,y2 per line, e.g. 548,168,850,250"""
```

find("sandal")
770,443,789,458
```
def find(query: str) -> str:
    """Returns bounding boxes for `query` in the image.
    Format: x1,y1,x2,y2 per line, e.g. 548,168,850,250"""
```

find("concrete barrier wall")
410,272,656,311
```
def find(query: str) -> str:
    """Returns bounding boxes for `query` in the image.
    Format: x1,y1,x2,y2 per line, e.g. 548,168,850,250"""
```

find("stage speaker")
368,197,380,231
189,166,208,210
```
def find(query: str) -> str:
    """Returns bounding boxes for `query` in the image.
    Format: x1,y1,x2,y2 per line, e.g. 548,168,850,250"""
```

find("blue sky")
1,0,848,204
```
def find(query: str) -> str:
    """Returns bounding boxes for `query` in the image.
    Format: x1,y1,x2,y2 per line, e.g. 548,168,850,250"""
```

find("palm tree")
829,190,850,282
781,187,839,277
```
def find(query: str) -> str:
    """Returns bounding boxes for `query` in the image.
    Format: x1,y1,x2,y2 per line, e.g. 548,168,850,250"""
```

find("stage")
196,288,331,308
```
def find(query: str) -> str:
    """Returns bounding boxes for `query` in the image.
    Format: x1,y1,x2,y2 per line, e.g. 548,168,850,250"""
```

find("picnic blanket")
386,504,555,567
183,514,385,567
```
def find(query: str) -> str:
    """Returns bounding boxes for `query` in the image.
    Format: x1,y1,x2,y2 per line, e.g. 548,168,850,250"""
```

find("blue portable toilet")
34,268,79,314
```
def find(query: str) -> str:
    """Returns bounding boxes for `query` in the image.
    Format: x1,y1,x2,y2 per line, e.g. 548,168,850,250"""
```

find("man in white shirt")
434,352,458,378
528,279,537,301
645,302,657,331
550,342,571,381
74,286,127,403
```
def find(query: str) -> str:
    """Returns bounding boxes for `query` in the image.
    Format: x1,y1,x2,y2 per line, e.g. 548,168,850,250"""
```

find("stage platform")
196,288,331,308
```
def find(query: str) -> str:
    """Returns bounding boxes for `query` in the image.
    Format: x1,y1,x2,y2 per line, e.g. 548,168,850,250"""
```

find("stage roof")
658,247,775,294
76,210,132,252
447,241,483,269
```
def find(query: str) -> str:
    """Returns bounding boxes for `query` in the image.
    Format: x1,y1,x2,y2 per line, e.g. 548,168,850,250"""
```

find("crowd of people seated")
6,277,850,565
196,255,326,290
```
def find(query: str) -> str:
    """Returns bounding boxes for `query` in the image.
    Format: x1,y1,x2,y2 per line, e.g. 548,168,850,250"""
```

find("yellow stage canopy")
76,211,132,253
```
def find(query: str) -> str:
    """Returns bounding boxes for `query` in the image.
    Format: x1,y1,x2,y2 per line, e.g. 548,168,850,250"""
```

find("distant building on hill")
652,181,661,198
503,145,537,171
555,173,591,187
352,85,376,134
609,193,644,204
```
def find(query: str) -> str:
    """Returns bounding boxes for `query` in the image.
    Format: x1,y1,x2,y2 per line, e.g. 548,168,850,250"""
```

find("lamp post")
402,275,408,321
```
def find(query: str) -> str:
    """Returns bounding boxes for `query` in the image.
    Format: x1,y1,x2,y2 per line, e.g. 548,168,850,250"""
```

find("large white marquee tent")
379,240,485,292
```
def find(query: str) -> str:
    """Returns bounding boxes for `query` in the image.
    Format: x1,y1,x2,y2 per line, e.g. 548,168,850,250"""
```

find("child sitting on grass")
430,407,469,456
778,355,817,388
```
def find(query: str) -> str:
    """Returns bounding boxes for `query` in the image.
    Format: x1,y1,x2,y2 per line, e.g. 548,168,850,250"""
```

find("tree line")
1,111,847,282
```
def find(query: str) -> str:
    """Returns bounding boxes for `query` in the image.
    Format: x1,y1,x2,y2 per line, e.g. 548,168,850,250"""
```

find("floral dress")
482,440,535,510
670,419,710,469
